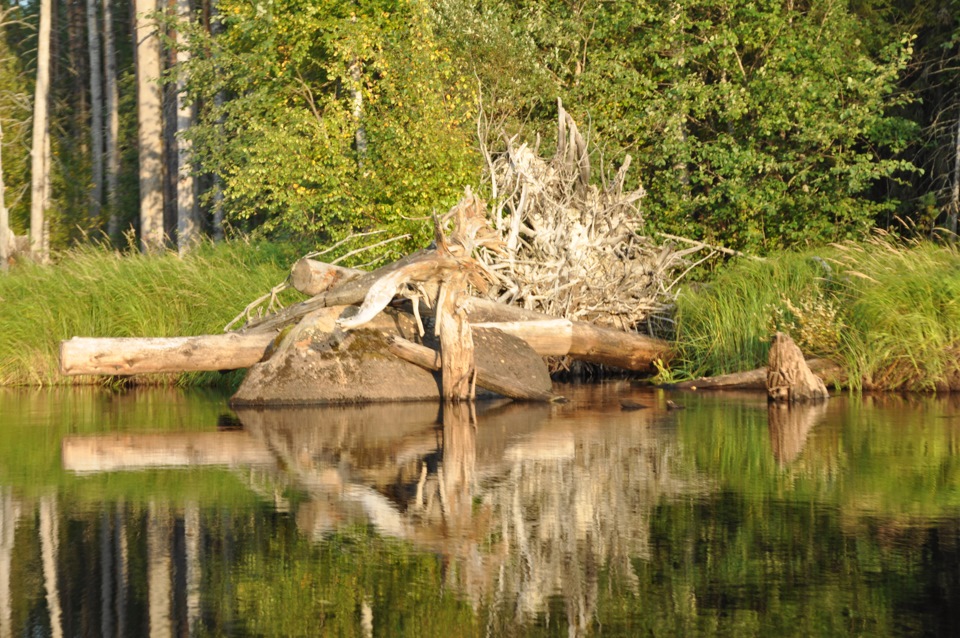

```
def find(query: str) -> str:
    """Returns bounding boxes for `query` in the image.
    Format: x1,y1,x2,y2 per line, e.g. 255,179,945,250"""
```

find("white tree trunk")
103,0,121,239
87,0,104,220
0,117,10,271
176,0,198,255
136,0,165,253
30,0,53,262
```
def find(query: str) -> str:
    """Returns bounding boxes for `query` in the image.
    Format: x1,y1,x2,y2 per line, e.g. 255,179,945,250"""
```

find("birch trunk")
30,0,53,262
87,0,104,219
175,0,198,255
136,0,165,253
103,0,121,239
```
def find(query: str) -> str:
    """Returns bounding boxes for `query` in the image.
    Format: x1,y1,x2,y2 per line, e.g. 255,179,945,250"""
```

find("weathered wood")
60,333,276,376
62,432,276,472
289,258,363,296
283,259,671,371
469,319,572,356
386,335,557,402
438,272,475,401
673,358,846,390
766,332,829,403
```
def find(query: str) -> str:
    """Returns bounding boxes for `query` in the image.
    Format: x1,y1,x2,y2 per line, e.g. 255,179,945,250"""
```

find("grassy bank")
672,234,960,391
0,241,300,387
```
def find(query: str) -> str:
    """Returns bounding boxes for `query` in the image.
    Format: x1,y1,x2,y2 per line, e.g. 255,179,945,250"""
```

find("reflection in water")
767,401,828,466
0,489,19,638
0,387,958,635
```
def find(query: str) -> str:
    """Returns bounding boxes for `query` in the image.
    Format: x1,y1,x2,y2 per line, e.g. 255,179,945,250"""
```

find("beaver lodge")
58,103,738,405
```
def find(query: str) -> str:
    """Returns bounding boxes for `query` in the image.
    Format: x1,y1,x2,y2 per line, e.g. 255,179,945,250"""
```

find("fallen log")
60,332,277,376
59,318,588,377
289,258,363,296
672,358,846,390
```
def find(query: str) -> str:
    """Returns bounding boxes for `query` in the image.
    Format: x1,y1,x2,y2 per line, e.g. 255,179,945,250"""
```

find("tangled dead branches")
476,99,705,333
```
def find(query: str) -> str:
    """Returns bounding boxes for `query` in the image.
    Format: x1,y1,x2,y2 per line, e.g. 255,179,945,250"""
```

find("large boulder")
230,305,552,406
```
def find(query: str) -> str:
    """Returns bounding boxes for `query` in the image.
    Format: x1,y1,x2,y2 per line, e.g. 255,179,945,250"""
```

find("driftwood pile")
59,191,675,404
476,100,698,333
59,106,703,405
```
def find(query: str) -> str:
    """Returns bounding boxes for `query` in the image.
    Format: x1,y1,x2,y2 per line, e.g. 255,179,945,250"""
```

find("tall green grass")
674,235,960,391
0,241,301,386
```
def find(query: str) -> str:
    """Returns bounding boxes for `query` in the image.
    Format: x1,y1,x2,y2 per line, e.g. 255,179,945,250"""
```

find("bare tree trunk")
30,0,53,262
176,0,198,255
87,0,104,220
136,0,165,253
0,117,10,271
103,0,121,239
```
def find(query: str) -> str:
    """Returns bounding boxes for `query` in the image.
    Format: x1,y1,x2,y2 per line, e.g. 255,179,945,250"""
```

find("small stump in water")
766,332,829,404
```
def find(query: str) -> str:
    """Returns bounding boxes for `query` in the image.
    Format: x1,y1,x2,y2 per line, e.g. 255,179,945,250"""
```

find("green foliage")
176,0,480,255
672,236,960,390
439,0,919,252
0,240,299,386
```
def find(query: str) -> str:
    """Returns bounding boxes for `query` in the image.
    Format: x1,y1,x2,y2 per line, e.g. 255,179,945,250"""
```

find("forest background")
0,0,958,261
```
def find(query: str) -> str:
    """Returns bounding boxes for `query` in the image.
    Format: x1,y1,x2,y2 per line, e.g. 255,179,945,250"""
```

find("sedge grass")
674,235,960,391
0,241,301,386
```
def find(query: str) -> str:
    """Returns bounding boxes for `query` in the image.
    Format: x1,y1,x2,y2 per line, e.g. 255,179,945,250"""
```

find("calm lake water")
0,383,958,637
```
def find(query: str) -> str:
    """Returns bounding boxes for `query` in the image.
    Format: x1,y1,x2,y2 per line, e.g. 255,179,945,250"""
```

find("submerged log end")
766,332,829,403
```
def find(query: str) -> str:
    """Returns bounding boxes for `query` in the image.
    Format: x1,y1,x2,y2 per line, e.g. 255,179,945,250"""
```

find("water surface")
0,384,958,636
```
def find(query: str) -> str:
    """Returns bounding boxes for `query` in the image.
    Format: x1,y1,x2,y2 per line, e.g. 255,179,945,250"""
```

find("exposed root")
476,99,703,332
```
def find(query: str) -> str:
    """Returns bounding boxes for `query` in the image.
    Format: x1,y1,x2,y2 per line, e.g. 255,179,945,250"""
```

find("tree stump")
766,332,829,403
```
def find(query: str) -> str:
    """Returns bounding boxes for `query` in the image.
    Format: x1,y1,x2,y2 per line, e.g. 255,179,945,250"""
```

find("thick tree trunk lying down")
59,332,277,376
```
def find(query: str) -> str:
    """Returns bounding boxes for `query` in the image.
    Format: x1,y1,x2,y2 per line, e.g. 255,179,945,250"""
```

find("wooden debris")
766,332,829,403
60,333,276,376
673,358,846,390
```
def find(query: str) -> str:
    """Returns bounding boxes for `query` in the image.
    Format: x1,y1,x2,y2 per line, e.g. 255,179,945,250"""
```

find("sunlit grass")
674,234,960,391
0,240,301,386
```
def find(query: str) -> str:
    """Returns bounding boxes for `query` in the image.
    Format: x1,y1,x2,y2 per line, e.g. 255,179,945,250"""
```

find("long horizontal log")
280,259,672,371
386,335,559,402
60,319,568,377
60,333,276,376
